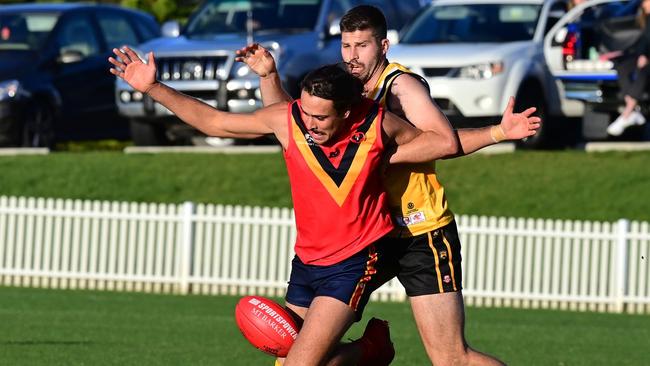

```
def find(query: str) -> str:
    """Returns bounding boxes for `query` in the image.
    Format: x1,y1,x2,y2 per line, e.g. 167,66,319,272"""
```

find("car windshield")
185,0,322,37
401,4,542,44
0,12,59,51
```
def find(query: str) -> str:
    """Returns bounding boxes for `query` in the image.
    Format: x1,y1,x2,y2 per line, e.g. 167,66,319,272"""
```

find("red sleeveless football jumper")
284,98,394,265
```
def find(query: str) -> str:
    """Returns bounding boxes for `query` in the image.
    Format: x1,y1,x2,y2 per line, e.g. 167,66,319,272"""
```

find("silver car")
388,0,584,148
116,0,422,146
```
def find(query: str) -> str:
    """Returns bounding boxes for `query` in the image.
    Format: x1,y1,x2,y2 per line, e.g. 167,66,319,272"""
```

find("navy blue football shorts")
285,238,394,321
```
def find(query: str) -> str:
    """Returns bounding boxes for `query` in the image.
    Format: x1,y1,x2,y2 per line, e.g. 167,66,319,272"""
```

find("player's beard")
346,49,385,84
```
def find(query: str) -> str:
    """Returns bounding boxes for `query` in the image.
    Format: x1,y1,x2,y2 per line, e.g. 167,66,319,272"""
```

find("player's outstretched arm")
109,47,281,142
389,74,540,156
455,96,541,155
383,111,455,164
235,43,292,106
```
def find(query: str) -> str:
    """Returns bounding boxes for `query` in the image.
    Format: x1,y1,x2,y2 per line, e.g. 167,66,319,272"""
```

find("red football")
235,296,299,357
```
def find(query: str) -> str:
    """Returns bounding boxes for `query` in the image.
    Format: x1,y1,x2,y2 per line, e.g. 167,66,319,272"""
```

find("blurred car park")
388,0,585,149
115,0,423,146
543,0,649,141
0,3,159,148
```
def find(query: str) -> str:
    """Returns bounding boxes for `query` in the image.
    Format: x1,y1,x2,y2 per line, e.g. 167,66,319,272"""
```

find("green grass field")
0,286,648,366
1,150,649,221
2,151,648,365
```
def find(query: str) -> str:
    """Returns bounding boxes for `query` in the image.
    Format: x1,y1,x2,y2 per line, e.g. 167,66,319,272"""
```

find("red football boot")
356,317,395,366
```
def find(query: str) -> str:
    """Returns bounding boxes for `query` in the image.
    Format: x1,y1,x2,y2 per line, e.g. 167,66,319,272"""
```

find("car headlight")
0,80,21,101
458,62,504,80
234,63,251,77
232,42,283,80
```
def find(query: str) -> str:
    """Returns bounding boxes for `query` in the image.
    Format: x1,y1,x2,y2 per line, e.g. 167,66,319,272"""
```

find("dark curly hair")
300,64,364,115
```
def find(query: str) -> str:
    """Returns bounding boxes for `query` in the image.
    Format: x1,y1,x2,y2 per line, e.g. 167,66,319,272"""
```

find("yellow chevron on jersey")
371,62,455,236
289,101,381,207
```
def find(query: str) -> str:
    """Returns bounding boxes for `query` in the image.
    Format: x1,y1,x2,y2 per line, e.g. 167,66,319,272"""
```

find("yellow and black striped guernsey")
368,62,455,237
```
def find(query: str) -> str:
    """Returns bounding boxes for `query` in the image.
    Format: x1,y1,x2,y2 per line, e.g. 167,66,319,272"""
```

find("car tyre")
22,101,55,148
515,87,549,149
130,119,169,146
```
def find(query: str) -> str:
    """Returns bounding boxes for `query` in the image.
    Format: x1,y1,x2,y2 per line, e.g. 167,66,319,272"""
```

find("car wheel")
129,119,169,146
22,101,55,148
515,88,549,149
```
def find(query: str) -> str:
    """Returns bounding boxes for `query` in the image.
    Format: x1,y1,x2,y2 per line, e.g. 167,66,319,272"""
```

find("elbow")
443,133,460,157
430,130,460,158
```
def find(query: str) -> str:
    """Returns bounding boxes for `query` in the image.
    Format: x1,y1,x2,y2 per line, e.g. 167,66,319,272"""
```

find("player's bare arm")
388,73,459,156
383,111,454,164
109,47,288,147
235,43,292,106
389,73,540,155
455,96,541,154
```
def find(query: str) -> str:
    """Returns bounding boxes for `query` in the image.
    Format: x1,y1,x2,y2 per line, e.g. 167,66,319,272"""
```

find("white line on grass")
124,145,282,154
0,148,50,156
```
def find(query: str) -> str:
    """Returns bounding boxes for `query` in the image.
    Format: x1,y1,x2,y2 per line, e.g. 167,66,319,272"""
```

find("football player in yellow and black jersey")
112,44,519,365
237,5,540,366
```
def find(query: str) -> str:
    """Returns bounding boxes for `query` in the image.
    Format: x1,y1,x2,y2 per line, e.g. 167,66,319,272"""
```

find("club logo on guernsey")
304,133,316,146
350,131,366,144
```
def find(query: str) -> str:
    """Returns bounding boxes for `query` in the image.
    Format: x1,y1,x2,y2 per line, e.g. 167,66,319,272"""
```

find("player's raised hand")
109,46,157,93
235,43,277,78
499,96,541,140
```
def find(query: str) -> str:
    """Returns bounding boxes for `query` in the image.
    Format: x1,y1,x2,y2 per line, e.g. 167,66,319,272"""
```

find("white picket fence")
0,196,648,314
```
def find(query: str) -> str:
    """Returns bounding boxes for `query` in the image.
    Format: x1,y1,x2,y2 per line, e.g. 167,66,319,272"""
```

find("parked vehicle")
0,3,160,147
387,0,585,148
543,0,646,140
115,0,422,146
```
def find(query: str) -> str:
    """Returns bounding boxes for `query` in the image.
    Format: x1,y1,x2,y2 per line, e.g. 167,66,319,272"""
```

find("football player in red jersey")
110,47,538,366
236,5,541,366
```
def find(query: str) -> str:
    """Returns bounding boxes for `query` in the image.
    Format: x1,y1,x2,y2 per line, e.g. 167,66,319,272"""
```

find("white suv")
388,0,584,148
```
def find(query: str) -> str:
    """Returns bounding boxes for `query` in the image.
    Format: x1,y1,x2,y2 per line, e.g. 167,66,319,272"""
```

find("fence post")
179,201,195,295
614,219,629,313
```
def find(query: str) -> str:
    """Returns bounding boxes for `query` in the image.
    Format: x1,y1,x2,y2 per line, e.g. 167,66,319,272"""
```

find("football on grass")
235,296,299,357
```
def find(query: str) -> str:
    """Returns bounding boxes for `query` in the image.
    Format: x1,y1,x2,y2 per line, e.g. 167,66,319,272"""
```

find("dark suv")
0,3,159,147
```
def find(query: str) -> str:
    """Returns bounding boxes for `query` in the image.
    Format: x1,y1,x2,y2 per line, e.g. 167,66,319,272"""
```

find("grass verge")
1,286,648,366
0,150,649,221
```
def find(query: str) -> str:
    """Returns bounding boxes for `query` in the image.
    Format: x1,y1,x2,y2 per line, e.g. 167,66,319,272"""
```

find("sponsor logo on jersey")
396,211,426,226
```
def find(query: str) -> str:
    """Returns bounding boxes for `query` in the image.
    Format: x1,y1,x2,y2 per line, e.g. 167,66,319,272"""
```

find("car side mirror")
58,49,84,64
328,17,341,38
387,29,399,45
553,26,568,44
162,20,180,38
